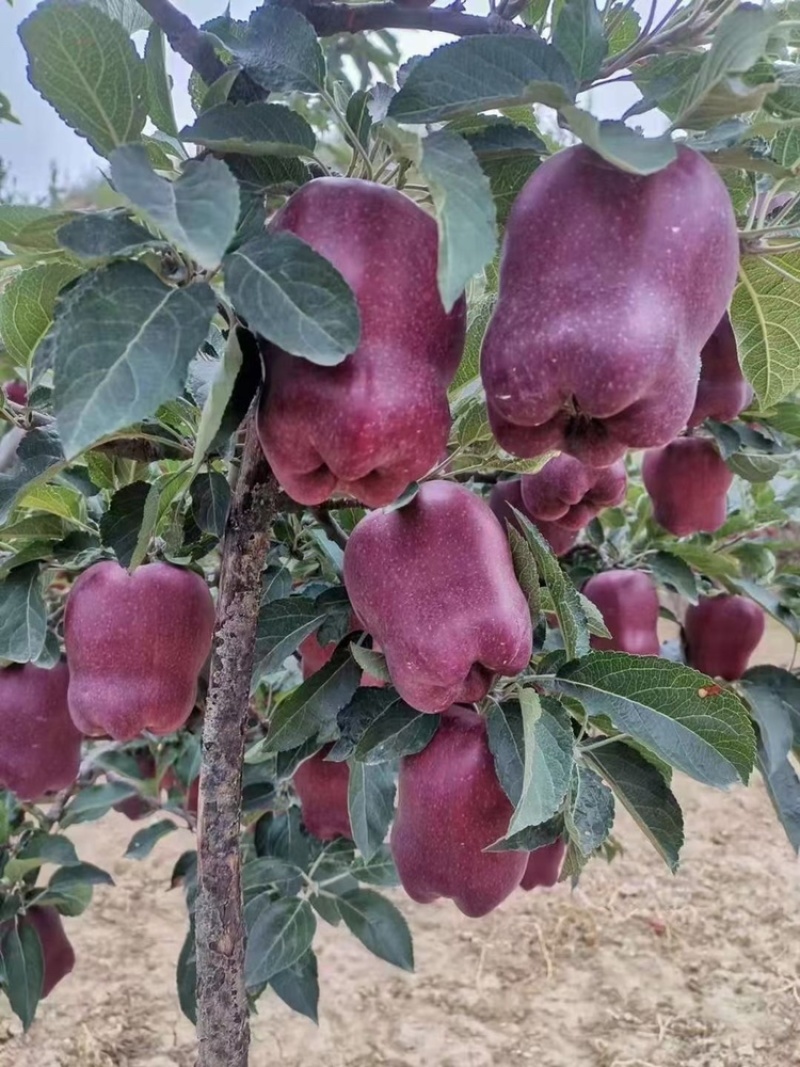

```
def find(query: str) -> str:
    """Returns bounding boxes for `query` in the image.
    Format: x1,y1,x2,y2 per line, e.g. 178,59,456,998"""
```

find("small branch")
311,506,348,549
195,416,278,1067
289,0,536,37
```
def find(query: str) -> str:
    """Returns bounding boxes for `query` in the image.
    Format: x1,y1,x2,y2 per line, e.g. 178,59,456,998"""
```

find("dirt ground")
2,621,799,1067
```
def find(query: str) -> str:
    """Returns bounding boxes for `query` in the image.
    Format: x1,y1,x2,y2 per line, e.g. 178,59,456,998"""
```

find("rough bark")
195,419,278,1067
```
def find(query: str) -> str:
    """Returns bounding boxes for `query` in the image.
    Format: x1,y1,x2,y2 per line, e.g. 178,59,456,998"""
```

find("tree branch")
195,416,278,1067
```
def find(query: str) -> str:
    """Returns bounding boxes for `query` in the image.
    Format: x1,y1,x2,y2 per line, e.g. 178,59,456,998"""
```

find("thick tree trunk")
195,419,278,1067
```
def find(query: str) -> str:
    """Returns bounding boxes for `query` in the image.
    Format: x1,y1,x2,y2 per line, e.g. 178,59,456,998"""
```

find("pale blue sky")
0,0,661,200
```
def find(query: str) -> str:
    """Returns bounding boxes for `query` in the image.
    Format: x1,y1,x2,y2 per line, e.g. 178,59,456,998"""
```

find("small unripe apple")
642,437,732,537
293,745,351,841
521,839,566,890
683,595,765,680
582,570,661,655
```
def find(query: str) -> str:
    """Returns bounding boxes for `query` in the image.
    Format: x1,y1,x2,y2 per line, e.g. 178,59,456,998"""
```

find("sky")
0,0,665,200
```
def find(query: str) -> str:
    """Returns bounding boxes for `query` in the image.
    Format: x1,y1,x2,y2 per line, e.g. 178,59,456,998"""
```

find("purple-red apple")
582,570,661,655
642,436,732,536
687,314,753,428
488,478,579,557
391,705,526,916
683,595,765,680
0,662,81,802
521,839,566,890
481,146,739,466
256,178,466,507
293,745,351,841
520,455,627,529
3,380,27,406
343,481,532,713
64,561,215,741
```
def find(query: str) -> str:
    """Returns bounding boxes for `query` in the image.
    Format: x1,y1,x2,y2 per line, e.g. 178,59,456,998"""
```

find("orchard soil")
2,621,799,1067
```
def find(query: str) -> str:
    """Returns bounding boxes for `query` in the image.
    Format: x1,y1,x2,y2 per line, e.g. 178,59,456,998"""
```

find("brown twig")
194,415,278,1067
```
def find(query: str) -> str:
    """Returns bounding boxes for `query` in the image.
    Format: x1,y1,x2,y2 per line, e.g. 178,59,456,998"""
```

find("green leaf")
0,206,52,246
416,131,497,313
0,263,82,366
223,232,360,366
144,25,179,138
450,293,494,393
244,896,316,989
176,923,197,1024
583,740,683,871
350,844,399,887
100,481,151,567
732,252,800,408
86,0,152,34
252,596,325,681
57,211,163,260
110,146,239,270
338,889,413,971
486,816,563,852
648,551,700,603
756,746,800,853
727,452,783,482
345,90,373,151
565,764,614,855
1,922,43,1031
258,649,361,754
553,652,756,789
48,862,114,891
124,819,178,860
19,1,146,158
242,858,304,897
553,0,608,82
348,761,395,863
740,666,800,770
560,107,677,174
388,36,577,124
213,6,325,94
270,950,319,1022
50,261,216,459
606,3,641,56
191,328,244,467
60,782,137,828
181,102,316,158
509,526,541,629
487,694,574,834
511,508,590,659
17,832,79,869
191,470,231,537
663,542,740,582
0,564,47,664
349,643,392,684
353,694,439,765
0,429,66,526
459,114,547,160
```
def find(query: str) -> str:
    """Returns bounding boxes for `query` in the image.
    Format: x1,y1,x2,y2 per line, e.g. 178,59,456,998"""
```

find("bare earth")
2,622,799,1067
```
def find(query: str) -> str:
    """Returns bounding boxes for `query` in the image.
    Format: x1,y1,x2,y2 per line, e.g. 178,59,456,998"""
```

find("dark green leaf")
144,24,179,138
181,102,316,157
17,833,79,868
242,858,304,897
564,764,614,855
244,896,316,988
223,232,360,366
350,843,400,887
349,643,391,684
345,90,372,151
0,564,47,664
0,429,66,526
648,551,700,603
212,6,325,93
338,889,413,971
60,782,137,828
254,808,312,869
48,862,114,890
757,747,800,853
553,653,756,788
486,816,563,852
270,949,319,1022
560,107,677,174
177,923,197,1024
191,470,231,537
583,740,684,871
348,761,395,862
111,145,239,270
462,115,547,159
388,35,576,123
1,922,43,1030
57,211,163,261
50,261,216,459
100,481,151,568
353,695,439,765
741,666,800,769
252,596,325,681
509,526,541,628
124,819,178,860
553,0,608,82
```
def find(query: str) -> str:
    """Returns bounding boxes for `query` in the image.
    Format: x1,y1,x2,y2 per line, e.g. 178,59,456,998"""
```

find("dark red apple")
257,178,466,507
521,839,566,890
481,145,739,466
64,561,215,741
292,745,351,841
391,706,527,917
683,595,765,680
520,455,626,530
687,314,753,428
642,436,732,536
343,481,532,713
0,662,81,802
3,380,27,406
582,570,661,655
488,478,579,557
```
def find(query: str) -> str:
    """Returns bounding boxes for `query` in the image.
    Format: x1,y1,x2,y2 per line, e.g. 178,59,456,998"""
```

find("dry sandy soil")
2,623,799,1067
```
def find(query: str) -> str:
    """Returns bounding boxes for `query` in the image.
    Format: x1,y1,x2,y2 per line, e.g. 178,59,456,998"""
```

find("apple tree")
2,0,800,1064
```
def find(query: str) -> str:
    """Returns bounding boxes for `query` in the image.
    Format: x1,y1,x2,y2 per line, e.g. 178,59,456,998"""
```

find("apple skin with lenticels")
642,437,732,536
256,178,466,507
343,480,532,713
581,570,661,656
391,706,527,917
64,560,215,742
683,595,765,680
481,145,739,466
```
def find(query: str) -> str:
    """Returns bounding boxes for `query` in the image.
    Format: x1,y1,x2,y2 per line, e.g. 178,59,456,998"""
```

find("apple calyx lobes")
520,454,627,530
684,595,765,681
343,480,532,713
687,314,753,428
521,839,567,891
481,146,739,467
581,570,661,656
64,561,215,742
642,437,732,537
293,745,352,841
256,178,466,508
391,706,527,917
0,662,82,802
